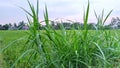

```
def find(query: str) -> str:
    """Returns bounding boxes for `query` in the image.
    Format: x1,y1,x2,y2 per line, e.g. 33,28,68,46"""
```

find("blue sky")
0,0,120,24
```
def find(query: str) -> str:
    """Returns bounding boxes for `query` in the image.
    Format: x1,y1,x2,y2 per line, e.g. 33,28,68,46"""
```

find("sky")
0,0,120,25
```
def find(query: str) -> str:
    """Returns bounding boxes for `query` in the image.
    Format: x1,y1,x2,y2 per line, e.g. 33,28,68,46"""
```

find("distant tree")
62,22,71,30
7,23,13,30
17,21,25,30
0,24,2,27
3,24,9,30
0,24,4,30
14,23,18,28
71,22,81,29
8,23,12,27
87,23,96,30
54,23,61,30
51,21,55,27
109,17,120,29
117,22,120,28
116,17,120,28
104,25,111,30
80,23,84,29
39,25,45,30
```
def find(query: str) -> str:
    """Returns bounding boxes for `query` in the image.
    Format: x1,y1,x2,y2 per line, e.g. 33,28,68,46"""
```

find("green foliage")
2,24,9,30
1,0,120,68
94,9,113,30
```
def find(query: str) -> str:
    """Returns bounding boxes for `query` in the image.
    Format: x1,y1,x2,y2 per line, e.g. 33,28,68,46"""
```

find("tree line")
0,17,120,30
0,21,28,30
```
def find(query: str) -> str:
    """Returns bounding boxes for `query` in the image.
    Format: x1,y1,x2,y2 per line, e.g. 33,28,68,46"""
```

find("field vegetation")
0,0,120,68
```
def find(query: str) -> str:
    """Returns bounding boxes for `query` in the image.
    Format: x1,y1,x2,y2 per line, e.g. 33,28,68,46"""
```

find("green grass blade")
11,49,37,68
20,7,33,17
103,10,113,24
84,0,90,30
36,0,39,17
0,37,25,53
101,9,104,21
93,42,106,60
94,10,98,20
44,5,50,28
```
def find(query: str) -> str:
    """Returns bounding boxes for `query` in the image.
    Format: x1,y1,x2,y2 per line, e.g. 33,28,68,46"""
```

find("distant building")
22,24,29,30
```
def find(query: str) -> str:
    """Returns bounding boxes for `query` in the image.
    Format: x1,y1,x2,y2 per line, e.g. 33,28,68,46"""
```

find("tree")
104,25,111,29
62,22,71,30
17,21,25,30
0,24,4,30
87,23,96,30
3,24,9,30
71,22,81,29
109,17,120,29
8,23,12,27
14,23,17,28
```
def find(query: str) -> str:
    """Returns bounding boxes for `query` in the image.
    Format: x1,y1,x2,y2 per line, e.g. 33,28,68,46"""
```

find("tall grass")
1,0,120,68
94,9,113,30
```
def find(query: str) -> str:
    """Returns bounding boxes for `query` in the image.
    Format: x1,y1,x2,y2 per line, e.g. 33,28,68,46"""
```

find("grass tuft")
1,0,120,68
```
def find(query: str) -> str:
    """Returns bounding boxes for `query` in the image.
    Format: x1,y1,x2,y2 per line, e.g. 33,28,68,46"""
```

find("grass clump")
1,0,120,68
